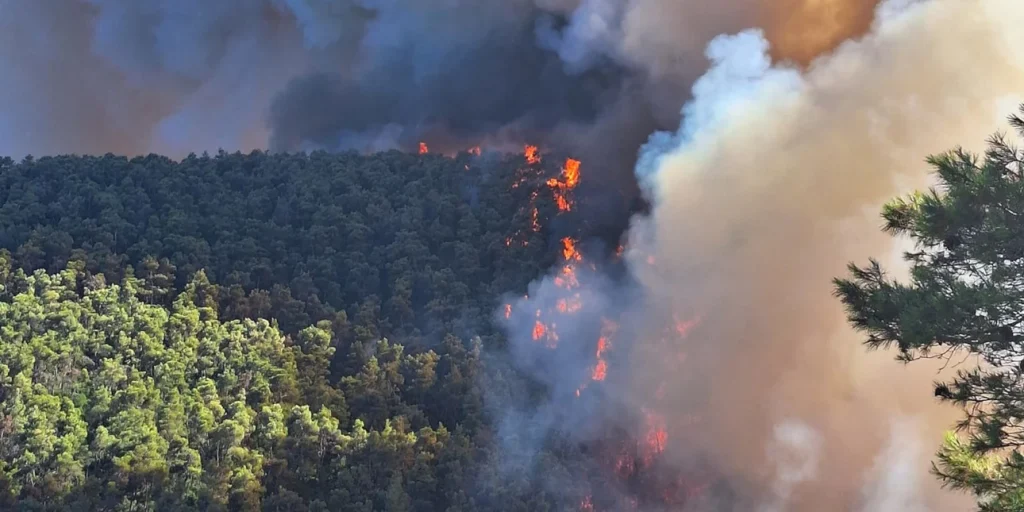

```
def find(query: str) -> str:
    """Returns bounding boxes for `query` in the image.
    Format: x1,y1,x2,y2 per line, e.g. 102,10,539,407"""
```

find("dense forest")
5,120,1024,510
0,150,620,510
0,150,572,338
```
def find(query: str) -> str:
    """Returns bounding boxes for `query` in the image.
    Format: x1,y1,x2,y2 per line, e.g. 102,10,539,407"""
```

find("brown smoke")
763,0,881,64
627,0,1024,508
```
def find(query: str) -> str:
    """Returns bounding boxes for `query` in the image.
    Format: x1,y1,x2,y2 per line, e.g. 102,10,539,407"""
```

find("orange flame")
554,265,579,289
591,360,608,381
562,237,582,262
564,158,581,188
548,158,582,212
504,304,512,319
641,409,669,464
556,294,583,314
532,320,546,341
468,146,481,155
673,314,701,338
419,142,429,154
556,195,571,212
524,145,541,165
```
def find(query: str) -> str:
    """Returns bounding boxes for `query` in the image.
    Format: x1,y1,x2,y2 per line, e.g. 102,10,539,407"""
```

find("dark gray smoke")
0,0,873,182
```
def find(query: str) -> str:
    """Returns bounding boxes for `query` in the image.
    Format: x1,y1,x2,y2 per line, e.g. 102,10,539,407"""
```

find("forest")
0,149,616,511
1,119,1023,510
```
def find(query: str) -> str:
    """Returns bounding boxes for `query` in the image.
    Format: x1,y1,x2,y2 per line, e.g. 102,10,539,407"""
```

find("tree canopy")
0,150,565,338
835,106,1024,511
0,258,487,510
0,149,624,510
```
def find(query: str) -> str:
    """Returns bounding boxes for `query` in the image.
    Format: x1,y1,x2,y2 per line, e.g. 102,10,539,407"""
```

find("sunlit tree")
835,106,1024,511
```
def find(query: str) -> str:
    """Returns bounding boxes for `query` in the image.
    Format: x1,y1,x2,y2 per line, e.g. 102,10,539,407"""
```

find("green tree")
835,106,1024,510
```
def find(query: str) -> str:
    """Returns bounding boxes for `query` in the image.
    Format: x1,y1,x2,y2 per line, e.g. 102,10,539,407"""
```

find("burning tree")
835,106,1024,511
495,147,723,511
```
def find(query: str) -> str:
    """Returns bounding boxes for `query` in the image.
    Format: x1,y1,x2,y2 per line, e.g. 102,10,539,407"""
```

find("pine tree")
835,105,1024,510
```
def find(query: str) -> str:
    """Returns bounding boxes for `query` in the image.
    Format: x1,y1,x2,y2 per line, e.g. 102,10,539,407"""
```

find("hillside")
0,149,625,511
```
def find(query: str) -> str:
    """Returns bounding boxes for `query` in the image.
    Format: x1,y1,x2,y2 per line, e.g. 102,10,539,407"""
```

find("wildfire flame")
562,237,582,262
524,144,541,165
556,294,583,314
498,146,710,510
532,320,546,341
674,314,701,338
641,409,669,465
547,158,582,212
468,145,481,155
418,142,429,154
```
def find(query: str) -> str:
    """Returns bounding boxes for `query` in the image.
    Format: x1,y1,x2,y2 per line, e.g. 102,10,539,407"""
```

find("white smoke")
858,418,932,512
759,420,822,512
625,0,1024,508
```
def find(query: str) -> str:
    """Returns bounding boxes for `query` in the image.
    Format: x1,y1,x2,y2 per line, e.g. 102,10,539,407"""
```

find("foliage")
0,150,559,338
0,260,488,510
0,149,616,510
835,106,1024,510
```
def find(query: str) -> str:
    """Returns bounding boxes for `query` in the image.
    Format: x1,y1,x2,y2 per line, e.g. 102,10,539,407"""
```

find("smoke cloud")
0,0,876,182
500,0,1023,509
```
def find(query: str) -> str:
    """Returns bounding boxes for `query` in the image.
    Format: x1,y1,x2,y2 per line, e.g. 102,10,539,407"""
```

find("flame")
563,158,581,188
557,294,583,314
524,144,541,165
418,142,429,154
641,409,669,465
554,265,579,289
562,237,582,262
467,146,481,155
673,314,701,338
502,148,710,506
548,158,582,212
532,320,546,341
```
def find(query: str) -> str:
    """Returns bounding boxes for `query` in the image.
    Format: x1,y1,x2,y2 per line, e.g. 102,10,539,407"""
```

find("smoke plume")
500,0,1024,509
0,0,875,182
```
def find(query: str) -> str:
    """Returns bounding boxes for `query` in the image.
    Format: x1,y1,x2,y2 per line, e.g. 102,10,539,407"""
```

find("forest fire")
495,147,714,511
418,141,429,154
547,158,582,212
524,144,541,165
505,148,579,247
562,237,582,262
